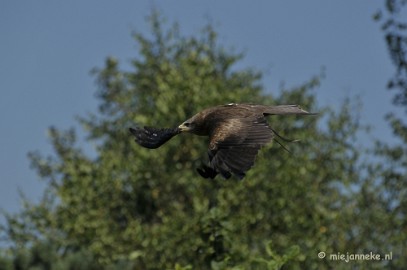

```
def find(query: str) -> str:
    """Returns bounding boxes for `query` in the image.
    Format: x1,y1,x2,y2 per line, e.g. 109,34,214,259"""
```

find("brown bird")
129,103,314,179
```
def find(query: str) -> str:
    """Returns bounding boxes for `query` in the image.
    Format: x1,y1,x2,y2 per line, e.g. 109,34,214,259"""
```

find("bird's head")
178,112,208,135
178,121,194,132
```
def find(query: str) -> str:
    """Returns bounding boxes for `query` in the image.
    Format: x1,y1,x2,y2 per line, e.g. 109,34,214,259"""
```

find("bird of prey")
129,103,314,179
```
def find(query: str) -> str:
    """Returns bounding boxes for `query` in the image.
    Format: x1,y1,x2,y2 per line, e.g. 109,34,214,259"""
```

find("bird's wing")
129,127,180,149
206,116,273,179
223,104,315,115
260,104,315,115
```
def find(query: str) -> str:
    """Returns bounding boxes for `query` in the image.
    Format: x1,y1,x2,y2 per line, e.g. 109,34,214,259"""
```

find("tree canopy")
1,10,406,270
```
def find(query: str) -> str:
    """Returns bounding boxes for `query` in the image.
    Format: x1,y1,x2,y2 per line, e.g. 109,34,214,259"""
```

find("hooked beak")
178,122,191,132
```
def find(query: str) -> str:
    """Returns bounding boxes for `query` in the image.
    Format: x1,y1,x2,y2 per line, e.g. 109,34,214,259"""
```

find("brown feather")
129,103,315,179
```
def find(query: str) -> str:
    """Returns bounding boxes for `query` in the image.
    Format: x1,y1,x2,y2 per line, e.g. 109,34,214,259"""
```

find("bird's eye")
184,122,190,127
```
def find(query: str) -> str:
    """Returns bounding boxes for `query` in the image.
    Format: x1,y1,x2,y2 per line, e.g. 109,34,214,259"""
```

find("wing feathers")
262,105,311,115
206,116,273,179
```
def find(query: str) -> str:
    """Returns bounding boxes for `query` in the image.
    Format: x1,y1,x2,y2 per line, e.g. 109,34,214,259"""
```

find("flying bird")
129,103,314,179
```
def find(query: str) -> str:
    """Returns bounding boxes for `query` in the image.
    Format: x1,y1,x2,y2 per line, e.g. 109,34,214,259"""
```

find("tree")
374,0,407,108
366,1,407,269
0,12,391,269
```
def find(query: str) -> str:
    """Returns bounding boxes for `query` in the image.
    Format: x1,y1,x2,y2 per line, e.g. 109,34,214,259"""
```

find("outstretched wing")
129,126,180,149
200,116,274,179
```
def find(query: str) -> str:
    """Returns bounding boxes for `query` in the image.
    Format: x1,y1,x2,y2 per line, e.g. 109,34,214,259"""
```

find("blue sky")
0,1,399,222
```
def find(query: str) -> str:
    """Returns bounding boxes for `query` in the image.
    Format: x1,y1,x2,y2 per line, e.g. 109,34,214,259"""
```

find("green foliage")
369,2,407,269
374,0,407,108
251,242,300,270
1,10,406,269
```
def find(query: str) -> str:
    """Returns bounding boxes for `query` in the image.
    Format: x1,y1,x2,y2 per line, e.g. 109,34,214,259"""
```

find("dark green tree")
1,12,392,269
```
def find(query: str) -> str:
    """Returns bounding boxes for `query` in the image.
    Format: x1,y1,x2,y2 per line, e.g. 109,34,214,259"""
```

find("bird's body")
130,103,314,179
